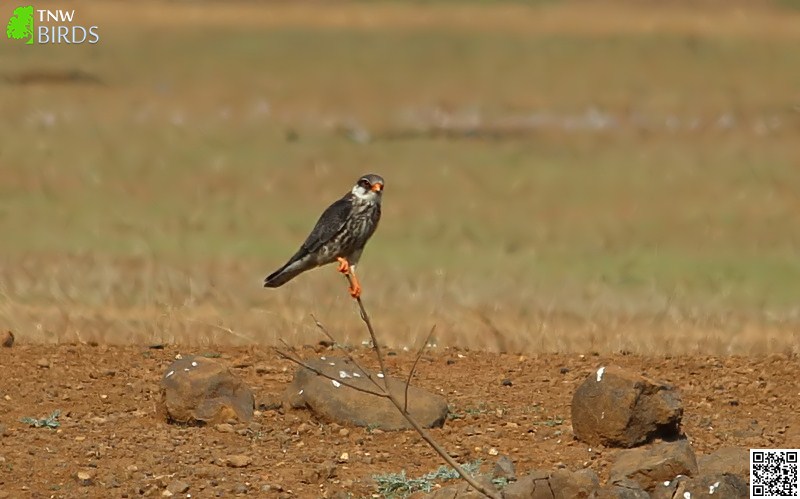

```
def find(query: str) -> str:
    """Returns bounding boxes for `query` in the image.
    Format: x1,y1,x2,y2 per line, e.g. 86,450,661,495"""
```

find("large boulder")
571,366,683,448
609,439,698,492
159,355,255,425
285,356,448,431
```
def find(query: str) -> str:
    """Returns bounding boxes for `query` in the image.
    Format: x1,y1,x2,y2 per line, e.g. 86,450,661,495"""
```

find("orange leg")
348,271,361,299
336,257,361,298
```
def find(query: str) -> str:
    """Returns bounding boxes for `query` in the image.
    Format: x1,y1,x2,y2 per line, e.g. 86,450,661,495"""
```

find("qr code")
751,449,800,498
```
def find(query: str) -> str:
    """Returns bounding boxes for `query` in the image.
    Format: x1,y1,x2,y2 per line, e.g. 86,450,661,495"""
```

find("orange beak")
371,183,383,192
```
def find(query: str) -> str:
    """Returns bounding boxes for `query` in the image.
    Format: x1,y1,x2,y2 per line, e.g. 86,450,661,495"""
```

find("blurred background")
1,0,798,354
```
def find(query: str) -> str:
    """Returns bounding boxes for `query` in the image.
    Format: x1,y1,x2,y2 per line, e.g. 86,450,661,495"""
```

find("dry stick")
404,325,436,414
274,347,388,398
342,273,500,499
310,314,388,396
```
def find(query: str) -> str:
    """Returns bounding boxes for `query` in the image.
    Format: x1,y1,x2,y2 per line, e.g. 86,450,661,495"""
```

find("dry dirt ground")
1,344,799,498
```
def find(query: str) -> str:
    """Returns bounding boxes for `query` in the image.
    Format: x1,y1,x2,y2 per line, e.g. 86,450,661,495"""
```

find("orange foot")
336,257,350,274
349,273,362,299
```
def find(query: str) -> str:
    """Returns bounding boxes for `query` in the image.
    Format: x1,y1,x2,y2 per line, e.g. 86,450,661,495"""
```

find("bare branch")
273,347,389,399
309,313,389,395
340,274,499,498
343,273,390,390
405,325,436,414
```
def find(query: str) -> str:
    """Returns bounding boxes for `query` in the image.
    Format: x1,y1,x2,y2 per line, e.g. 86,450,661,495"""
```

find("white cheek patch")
351,185,376,201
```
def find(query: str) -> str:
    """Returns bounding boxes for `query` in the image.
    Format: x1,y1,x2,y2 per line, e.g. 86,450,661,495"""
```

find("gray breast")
318,200,380,263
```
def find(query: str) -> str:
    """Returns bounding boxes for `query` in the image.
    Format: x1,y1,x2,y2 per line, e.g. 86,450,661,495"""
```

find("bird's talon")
349,284,361,299
336,257,350,274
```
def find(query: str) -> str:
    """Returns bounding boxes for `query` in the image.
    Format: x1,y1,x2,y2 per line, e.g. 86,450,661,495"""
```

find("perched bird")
263,174,384,298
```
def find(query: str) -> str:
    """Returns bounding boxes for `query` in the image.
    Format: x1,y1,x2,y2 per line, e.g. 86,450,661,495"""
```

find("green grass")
0,3,798,352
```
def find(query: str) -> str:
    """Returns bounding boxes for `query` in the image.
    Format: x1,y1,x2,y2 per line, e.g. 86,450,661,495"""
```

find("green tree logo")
7,5,35,45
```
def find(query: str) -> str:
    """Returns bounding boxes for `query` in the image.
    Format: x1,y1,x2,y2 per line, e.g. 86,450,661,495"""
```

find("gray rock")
285,356,448,430
494,455,516,480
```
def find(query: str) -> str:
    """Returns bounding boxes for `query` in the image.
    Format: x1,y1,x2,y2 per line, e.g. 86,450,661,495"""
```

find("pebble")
215,423,234,433
36,358,51,368
76,470,95,486
166,480,189,494
226,455,252,468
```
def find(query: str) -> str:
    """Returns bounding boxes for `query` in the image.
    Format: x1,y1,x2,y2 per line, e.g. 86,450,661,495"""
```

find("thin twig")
274,347,389,398
310,313,388,395
341,273,499,499
405,325,436,413
344,273,389,391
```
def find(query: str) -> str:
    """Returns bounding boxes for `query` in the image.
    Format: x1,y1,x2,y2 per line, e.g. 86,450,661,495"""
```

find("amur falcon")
263,174,384,299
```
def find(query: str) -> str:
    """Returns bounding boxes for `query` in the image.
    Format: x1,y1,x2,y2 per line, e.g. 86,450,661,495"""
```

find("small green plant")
373,460,483,498
532,416,564,427
20,409,61,429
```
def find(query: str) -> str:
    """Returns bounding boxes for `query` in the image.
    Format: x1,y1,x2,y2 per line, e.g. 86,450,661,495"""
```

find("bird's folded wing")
299,195,353,253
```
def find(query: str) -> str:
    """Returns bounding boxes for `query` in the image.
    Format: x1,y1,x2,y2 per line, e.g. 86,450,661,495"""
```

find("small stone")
76,470,95,486
215,423,234,433
338,452,349,462
36,358,51,368
226,455,252,468
166,480,189,494
339,428,350,437
501,379,513,387
1,331,13,348
493,455,516,480
488,448,499,456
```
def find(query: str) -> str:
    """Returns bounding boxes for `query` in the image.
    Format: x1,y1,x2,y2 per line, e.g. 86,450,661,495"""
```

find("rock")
36,358,51,368
159,355,255,425
501,469,600,499
593,478,650,498
571,366,683,448
697,447,748,478
423,474,498,499
215,423,234,433
166,480,189,494
549,469,599,498
493,455,516,480
225,455,252,468
2,331,13,348
502,470,553,499
610,439,698,492
284,356,448,430
76,470,95,486
675,473,747,499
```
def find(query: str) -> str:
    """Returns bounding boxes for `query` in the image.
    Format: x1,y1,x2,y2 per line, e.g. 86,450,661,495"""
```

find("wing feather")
300,194,353,253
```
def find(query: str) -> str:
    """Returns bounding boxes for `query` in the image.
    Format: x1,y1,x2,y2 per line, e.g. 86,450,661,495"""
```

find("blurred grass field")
1,0,799,354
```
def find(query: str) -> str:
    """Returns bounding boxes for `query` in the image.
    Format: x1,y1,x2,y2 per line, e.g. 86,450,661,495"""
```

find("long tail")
263,253,312,288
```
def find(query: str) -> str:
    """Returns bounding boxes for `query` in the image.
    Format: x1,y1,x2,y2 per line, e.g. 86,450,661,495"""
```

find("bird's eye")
359,179,370,189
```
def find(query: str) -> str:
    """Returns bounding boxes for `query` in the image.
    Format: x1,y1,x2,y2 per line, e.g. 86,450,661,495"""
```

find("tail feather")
263,253,312,288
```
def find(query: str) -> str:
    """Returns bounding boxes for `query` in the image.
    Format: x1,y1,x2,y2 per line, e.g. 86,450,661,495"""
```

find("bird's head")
351,173,384,202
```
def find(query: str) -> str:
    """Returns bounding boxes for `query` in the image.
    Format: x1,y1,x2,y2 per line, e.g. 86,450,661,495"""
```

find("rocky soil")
1,344,798,497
